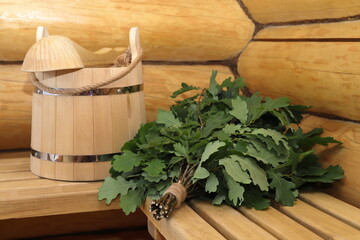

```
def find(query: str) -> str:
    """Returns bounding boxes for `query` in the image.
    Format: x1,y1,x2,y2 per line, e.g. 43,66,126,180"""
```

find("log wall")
0,0,254,61
241,0,360,24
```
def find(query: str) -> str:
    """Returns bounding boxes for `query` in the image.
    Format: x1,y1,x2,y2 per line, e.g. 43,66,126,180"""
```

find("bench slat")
300,192,360,230
142,198,225,240
0,189,119,220
276,200,360,240
239,206,323,240
190,200,277,240
0,178,119,220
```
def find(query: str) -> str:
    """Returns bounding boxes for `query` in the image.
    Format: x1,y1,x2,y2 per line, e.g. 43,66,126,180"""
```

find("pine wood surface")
238,205,323,240
300,192,360,230
241,0,360,24
0,64,233,150
275,200,360,239
238,41,360,121
189,200,277,240
0,0,254,62
255,21,360,39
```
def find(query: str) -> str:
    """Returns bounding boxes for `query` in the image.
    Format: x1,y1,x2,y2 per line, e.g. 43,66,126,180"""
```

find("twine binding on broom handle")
30,47,143,95
163,182,188,208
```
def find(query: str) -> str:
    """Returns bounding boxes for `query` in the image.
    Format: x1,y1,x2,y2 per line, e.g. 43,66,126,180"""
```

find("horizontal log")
300,115,360,208
238,41,360,120
242,0,360,24
256,21,360,39
0,0,254,62
0,64,233,150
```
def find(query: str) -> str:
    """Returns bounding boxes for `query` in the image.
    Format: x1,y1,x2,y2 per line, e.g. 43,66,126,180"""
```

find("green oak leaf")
245,139,287,167
205,173,219,193
269,172,296,206
271,109,291,127
193,166,210,180
173,143,188,156
120,187,146,215
299,136,341,149
246,93,264,122
213,194,226,205
171,82,200,98
142,159,166,177
229,97,249,124
98,176,137,204
300,165,344,183
208,70,219,97
141,172,167,183
219,157,251,184
225,172,245,206
231,155,269,191
156,109,181,128
200,112,232,138
264,97,290,110
201,140,225,163
112,150,142,172
251,128,289,150
256,135,288,156
243,187,270,210
223,123,242,135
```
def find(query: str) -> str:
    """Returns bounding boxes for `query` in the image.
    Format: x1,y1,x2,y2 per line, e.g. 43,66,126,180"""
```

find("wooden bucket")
22,27,145,181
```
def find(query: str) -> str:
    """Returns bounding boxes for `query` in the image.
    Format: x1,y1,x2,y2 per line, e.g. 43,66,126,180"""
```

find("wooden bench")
0,151,147,239
142,115,360,239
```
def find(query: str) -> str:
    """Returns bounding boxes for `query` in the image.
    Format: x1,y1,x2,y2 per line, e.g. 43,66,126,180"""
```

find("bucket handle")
29,27,143,96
